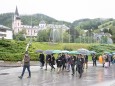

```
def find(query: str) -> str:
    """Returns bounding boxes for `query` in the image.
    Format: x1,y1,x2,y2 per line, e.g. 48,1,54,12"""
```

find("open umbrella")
36,49,43,53
104,51,110,54
77,48,90,55
53,50,62,54
61,50,69,53
112,52,115,55
68,51,80,54
43,50,53,54
90,51,96,54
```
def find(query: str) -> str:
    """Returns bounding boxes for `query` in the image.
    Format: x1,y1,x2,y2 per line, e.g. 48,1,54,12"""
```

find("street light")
61,24,63,43
26,32,32,51
53,25,55,43
26,15,33,51
69,29,70,43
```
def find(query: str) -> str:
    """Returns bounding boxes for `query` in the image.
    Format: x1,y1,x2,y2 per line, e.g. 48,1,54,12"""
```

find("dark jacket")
77,58,84,67
56,56,62,67
84,55,88,63
70,56,76,65
50,55,55,65
61,54,66,64
92,55,97,61
39,53,45,63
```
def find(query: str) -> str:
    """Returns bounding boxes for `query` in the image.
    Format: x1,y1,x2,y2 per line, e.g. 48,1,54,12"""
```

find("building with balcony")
0,25,13,39
12,6,69,37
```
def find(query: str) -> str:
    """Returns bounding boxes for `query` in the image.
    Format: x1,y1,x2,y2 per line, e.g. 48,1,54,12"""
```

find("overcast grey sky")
0,0,115,22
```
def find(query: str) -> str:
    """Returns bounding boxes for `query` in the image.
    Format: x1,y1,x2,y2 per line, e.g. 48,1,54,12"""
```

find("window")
31,30,32,35
0,34,6,37
34,30,36,33
0,29,6,32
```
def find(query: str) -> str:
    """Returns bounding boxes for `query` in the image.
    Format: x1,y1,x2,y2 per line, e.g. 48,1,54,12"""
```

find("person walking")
61,53,66,71
56,53,62,73
104,54,109,68
102,53,106,67
107,54,111,67
66,54,71,72
70,55,76,76
18,51,31,79
49,54,55,71
92,54,97,66
39,53,45,69
112,54,115,64
76,54,84,78
84,55,88,69
45,54,50,70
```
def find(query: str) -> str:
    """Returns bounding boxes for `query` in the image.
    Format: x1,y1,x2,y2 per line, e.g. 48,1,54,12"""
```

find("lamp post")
61,24,63,43
91,29,92,43
53,25,55,43
26,15,33,51
79,27,82,43
69,25,70,43
88,30,89,43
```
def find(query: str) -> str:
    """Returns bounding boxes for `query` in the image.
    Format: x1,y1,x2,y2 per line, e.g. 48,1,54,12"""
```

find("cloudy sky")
0,0,115,22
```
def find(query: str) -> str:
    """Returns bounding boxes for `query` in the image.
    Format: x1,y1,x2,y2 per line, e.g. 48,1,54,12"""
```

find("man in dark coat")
92,54,97,66
76,54,84,78
49,54,55,71
61,53,66,71
39,53,45,69
70,55,76,76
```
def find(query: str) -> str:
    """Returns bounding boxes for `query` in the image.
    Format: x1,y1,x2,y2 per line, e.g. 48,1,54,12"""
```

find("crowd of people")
100,53,115,67
18,51,115,79
39,53,89,78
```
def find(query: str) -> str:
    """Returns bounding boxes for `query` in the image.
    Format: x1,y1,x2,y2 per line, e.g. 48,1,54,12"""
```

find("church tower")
12,6,22,34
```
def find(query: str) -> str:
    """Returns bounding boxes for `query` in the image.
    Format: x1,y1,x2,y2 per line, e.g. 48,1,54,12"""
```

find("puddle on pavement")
0,73,9,75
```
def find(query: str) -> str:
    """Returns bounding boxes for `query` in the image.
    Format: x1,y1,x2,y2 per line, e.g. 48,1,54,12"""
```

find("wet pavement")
0,63,115,86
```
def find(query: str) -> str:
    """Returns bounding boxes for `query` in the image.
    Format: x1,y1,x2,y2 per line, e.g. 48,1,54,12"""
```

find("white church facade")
12,7,69,37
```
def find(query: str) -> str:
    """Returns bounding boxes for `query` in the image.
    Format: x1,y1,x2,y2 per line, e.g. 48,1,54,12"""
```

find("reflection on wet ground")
0,67,13,70
0,64,115,86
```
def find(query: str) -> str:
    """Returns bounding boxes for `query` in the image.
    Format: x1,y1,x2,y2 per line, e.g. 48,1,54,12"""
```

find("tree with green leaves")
37,29,50,42
13,29,26,41
69,25,79,43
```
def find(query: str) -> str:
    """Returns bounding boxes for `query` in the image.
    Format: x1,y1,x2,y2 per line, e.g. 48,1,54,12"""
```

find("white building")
12,6,69,37
0,25,13,39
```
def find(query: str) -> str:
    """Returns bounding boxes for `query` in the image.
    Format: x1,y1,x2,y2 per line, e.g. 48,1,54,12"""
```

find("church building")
12,6,69,37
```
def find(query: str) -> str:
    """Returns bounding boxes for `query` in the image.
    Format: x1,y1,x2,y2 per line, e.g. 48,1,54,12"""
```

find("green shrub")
88,44,115,57
0,39,115,61
29,52,38,61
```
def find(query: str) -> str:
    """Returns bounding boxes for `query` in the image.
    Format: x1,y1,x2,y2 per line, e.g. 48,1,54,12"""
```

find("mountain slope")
0,13,71,28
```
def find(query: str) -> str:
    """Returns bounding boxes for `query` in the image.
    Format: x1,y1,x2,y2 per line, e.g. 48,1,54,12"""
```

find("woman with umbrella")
43,50,53,70
49,54,55,71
